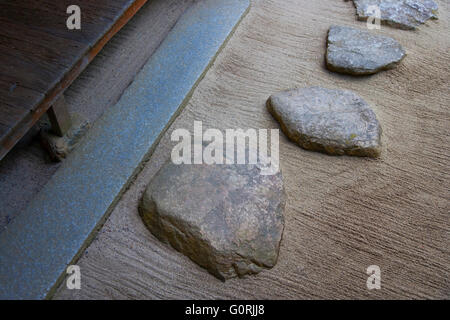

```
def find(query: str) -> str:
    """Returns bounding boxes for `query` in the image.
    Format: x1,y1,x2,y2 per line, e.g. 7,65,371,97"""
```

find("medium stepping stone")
139,156,285,281
267,87,382,158
351,0,438,30
326,25,406,75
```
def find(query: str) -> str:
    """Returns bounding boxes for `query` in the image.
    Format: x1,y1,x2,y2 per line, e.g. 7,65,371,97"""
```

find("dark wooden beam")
47,95,72,137
0,0,149,161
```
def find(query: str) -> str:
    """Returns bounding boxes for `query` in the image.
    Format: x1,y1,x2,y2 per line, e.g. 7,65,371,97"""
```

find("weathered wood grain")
0,0,148,160
55,0,449,299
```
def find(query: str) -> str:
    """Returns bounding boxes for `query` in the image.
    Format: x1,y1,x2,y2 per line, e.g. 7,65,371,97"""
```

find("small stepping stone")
326,25,406,75
267,87,382,158
139,156,285,281
351,0,438,30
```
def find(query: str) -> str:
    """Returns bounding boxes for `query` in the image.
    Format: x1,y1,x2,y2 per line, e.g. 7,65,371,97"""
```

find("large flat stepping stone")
267,87,382,158
139,158,285,281
326,25,406,75
351,0,438,30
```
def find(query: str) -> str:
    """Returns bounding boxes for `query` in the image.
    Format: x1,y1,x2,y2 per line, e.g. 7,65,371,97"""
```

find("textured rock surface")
326,25,406,75
139,158,285,280
352,0,438,30
267,87,382,158
39,113,90,162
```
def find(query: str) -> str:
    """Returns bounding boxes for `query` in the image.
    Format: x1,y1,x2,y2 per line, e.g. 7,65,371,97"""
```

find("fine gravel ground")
55,0,449,299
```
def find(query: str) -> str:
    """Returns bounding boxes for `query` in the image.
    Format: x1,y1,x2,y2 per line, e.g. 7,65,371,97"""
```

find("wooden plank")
0,0,148,160
0,0,128,44
0,78,44,112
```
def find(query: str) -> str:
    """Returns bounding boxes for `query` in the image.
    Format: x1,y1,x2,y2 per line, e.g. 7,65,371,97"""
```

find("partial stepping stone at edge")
139,157,285,281
351,0,438,30
267,87,382,158
326,25,406,75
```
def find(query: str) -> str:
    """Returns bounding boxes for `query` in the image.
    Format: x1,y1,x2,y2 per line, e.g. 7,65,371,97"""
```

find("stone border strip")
0,0,250,299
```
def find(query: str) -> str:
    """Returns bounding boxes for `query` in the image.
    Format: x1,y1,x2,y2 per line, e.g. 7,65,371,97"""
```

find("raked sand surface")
55,0,449,299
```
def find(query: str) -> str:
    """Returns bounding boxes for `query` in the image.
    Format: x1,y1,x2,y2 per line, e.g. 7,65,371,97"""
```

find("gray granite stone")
326,25,406,75
352,0,438,30
139,157,285,281
267,87,382,158
39,113,90,162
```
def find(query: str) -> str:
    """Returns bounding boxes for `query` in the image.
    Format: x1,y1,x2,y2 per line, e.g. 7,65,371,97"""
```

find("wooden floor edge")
0,0,149,162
